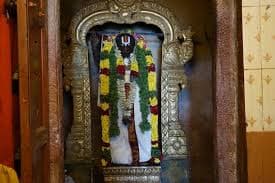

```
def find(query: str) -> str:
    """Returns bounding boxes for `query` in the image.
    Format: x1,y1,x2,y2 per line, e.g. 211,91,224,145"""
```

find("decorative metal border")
103,166,161,182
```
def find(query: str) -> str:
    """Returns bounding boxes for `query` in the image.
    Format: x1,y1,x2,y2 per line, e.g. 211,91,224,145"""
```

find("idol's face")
116,33,136,58
120,45,133,55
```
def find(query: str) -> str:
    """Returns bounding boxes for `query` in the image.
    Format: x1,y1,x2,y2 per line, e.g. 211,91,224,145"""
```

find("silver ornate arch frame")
63,0,193,163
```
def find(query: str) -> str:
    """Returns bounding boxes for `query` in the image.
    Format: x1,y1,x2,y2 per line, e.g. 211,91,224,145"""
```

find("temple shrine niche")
62,0,193,182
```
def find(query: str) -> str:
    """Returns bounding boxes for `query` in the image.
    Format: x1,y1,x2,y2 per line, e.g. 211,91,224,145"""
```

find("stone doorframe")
48,0,247,182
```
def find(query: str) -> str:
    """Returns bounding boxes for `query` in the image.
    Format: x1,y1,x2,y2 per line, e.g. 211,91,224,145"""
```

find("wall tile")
243,0,259,7
245,70,263,132
243,7,261,69
262,69,275,131
261,5,275,68
261,0,275,6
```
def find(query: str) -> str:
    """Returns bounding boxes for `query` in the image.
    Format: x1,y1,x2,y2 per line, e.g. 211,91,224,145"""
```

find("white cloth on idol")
110,83,152,164
110,96,133,164
134,85,152,162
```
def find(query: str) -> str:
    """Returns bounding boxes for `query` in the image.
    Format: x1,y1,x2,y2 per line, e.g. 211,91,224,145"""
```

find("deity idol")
99,33,160,166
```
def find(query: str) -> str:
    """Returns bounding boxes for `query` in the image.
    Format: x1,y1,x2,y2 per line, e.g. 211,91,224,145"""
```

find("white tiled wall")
243,0,275,131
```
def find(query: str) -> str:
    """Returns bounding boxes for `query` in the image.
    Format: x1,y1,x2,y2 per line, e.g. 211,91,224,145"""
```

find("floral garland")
136,38,160,164
100,36,160,166
99,41,113,166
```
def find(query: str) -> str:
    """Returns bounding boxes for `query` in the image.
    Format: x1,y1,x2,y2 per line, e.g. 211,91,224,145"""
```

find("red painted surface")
0,0,14,167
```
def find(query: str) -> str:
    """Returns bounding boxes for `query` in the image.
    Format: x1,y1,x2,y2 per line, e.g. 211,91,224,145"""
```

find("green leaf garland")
108,47,120,137
136,45,151,133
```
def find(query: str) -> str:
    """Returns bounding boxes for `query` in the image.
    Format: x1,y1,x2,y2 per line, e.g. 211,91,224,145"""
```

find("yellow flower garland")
100,39,112,166
100,102,109,111
102,41,113,53
146,55,154,66
149,97,158,106
151,114,159,143
148,72,157,91
100,37,160,166
138,38,160,160
142,39,160,160
101,159,108,167
116,56,124,65
101,115,110,143
130,59,139,73
100,58,110,69
137,39,145,48
100,74,109,96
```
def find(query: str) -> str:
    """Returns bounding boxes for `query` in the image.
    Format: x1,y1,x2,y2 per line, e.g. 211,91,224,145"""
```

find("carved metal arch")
71,1,179,45
63,0,193,163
